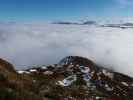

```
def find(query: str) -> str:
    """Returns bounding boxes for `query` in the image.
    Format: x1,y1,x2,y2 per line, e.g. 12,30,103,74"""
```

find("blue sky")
0,0,133,21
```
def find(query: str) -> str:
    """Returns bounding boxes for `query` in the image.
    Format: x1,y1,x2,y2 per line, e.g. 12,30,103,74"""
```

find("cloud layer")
0,22,133,77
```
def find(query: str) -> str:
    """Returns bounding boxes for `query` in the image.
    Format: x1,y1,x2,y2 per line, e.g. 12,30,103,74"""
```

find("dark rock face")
0,56,133,100
59,56,94,69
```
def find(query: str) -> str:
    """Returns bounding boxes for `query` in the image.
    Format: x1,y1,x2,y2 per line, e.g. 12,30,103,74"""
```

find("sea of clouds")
0,22,133,77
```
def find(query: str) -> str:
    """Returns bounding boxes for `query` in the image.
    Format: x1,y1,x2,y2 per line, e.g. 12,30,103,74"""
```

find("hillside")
0,56,133,100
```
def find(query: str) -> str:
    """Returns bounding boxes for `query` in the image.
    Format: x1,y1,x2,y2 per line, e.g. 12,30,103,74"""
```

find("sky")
0,0,133,21
1,0,133,77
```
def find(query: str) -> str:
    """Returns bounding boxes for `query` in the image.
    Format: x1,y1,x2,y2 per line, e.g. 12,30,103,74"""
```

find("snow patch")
58,75,77,86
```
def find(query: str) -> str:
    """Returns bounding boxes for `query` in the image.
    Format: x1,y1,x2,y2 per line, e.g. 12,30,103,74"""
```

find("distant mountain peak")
83,21,97,25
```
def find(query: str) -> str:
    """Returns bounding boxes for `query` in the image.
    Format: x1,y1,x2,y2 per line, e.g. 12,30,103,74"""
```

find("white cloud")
114,0,132,6
0,22,133,77
117,0,129,4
